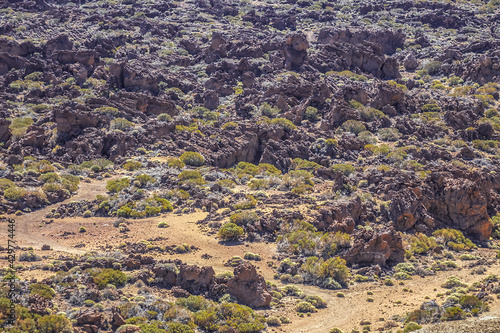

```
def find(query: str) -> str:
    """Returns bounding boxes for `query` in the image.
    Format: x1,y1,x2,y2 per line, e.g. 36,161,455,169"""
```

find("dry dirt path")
1,178,110,254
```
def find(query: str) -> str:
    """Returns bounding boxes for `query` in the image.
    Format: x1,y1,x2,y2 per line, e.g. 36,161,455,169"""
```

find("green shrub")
458,295,482,310
410,233,437,255
377,128,401,141
432,228,476,251
218,223,244,241
134,174,156,187
176,295,212,312
340,119,366,135
37,314,73,333
167,323,194,333
243,252,262,261
83,210,92,218
95,106,119,117
270,118,297,131
79,226,87,233
267,316,282,326
193,308,219,331
10,117,34,138
423,61,442,75
122,161,142,171
106,178,130,193
111,118,135,131
179,151,205,166
304,295,326,308
230,211,259,225
222,121,239,130
233,195,257,210
403,322,422,333
441,276,467,289
0,178,15,191
29,283,56,299
384,278,394,286
260,102,281,117
421,104,441,112
4,186,27,201
360,107,386,121
473,139,499,153
19,251,41,262
331,163,355,176
330,329,344,333
157,113,173,122
168,158,185,169
93,268,128,289
305,106,319,122
158,221,169,228
442,306,465,321
296,301,317,313
84,299,96,307
349,100,363,109
178,170,202,180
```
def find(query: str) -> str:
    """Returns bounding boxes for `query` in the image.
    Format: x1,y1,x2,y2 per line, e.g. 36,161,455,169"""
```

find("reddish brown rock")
177,264,215,294
344,228,404,266
227,263,272,308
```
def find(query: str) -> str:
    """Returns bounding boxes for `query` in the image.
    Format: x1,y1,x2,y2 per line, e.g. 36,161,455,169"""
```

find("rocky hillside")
1,0,500,332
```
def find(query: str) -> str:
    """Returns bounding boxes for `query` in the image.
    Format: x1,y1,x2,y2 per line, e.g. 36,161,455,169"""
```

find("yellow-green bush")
180,152,205,166
218,223,244,241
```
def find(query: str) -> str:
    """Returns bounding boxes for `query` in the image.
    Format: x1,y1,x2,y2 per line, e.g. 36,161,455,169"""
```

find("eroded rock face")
153,264,178,287
427,177,492,240
317,28,405,55
283,33,308,70
0,118,11,143
227,263,272,308
54,108,109,141
176,264,215,294
388,174,493,241
45,35,73,57
344,228,404,266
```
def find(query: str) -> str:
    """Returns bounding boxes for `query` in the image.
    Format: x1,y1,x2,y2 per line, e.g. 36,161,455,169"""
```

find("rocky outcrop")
389,173,493,241
0,118,11,143
45,35,73,57
344,228,404,266
54,107,109,141
426,176,492,241
76,310,103,333
153,263,178,287
317,28,405,55
283,33,308,71
176,264,215,294
227,263,272,308
309,39,401,79
317,197,365,233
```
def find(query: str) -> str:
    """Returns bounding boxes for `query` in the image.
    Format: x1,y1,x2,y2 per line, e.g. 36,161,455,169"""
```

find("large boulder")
344,228,404,266
227,263,272,308
176,264,215,294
